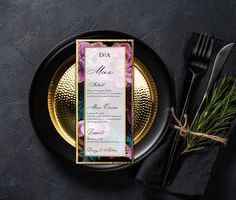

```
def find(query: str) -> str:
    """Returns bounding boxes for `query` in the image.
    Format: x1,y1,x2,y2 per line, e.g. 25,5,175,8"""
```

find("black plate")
29,30,174,171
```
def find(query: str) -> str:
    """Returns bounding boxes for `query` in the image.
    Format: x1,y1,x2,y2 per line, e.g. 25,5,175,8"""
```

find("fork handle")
161,70,200,189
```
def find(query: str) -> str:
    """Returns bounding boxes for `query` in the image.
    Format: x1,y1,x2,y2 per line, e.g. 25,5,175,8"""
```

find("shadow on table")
47,152,142,191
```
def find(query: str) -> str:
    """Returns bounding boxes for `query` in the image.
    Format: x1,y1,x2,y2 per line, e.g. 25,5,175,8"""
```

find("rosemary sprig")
183,75,236,154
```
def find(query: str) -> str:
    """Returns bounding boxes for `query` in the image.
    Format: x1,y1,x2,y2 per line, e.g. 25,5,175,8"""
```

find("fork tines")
190,32,214,71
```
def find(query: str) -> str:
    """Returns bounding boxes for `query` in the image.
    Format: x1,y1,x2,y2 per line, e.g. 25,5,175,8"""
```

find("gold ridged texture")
48,56,157,147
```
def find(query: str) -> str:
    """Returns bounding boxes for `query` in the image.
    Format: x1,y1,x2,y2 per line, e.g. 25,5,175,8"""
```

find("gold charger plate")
48,55,158,147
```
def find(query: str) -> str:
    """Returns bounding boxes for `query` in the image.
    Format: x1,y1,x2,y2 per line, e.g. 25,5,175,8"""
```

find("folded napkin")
135,32,236,200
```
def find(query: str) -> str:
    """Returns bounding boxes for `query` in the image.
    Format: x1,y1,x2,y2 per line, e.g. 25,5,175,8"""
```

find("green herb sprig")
183,75,236,154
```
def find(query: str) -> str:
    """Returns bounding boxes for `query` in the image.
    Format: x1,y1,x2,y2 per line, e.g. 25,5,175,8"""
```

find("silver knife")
190,43,234,127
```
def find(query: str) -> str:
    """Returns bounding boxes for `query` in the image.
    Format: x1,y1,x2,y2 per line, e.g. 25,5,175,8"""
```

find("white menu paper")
84,47,126,157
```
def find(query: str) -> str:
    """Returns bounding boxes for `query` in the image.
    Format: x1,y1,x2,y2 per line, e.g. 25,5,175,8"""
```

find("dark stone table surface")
1,0,236,199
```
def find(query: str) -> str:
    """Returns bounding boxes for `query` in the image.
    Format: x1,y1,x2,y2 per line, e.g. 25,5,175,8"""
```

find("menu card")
76,39,134,164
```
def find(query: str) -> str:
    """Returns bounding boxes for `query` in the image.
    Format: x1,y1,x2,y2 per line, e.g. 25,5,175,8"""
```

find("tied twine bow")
170,107,227,144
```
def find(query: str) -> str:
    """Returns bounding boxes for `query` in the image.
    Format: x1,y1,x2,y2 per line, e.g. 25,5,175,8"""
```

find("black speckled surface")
1,0,236,199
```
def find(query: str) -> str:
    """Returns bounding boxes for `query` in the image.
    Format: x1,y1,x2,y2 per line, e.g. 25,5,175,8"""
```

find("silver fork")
161,33,214,189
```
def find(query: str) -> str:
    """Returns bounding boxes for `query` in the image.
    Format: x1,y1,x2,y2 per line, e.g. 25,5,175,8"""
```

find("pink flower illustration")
78,120,84,137
78,42,107,83
126,144,132,160
112,42,133,86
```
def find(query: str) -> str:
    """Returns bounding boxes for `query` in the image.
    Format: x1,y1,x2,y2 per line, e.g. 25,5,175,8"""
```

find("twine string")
170,107,227,144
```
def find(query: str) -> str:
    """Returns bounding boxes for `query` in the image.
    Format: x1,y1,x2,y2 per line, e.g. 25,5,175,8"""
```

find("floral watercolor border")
76,39,134,164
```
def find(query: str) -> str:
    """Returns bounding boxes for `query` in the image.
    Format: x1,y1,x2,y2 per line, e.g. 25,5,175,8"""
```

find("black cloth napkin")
135,32,236,200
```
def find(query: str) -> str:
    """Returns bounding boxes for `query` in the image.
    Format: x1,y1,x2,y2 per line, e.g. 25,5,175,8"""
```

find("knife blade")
190,43,234,127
